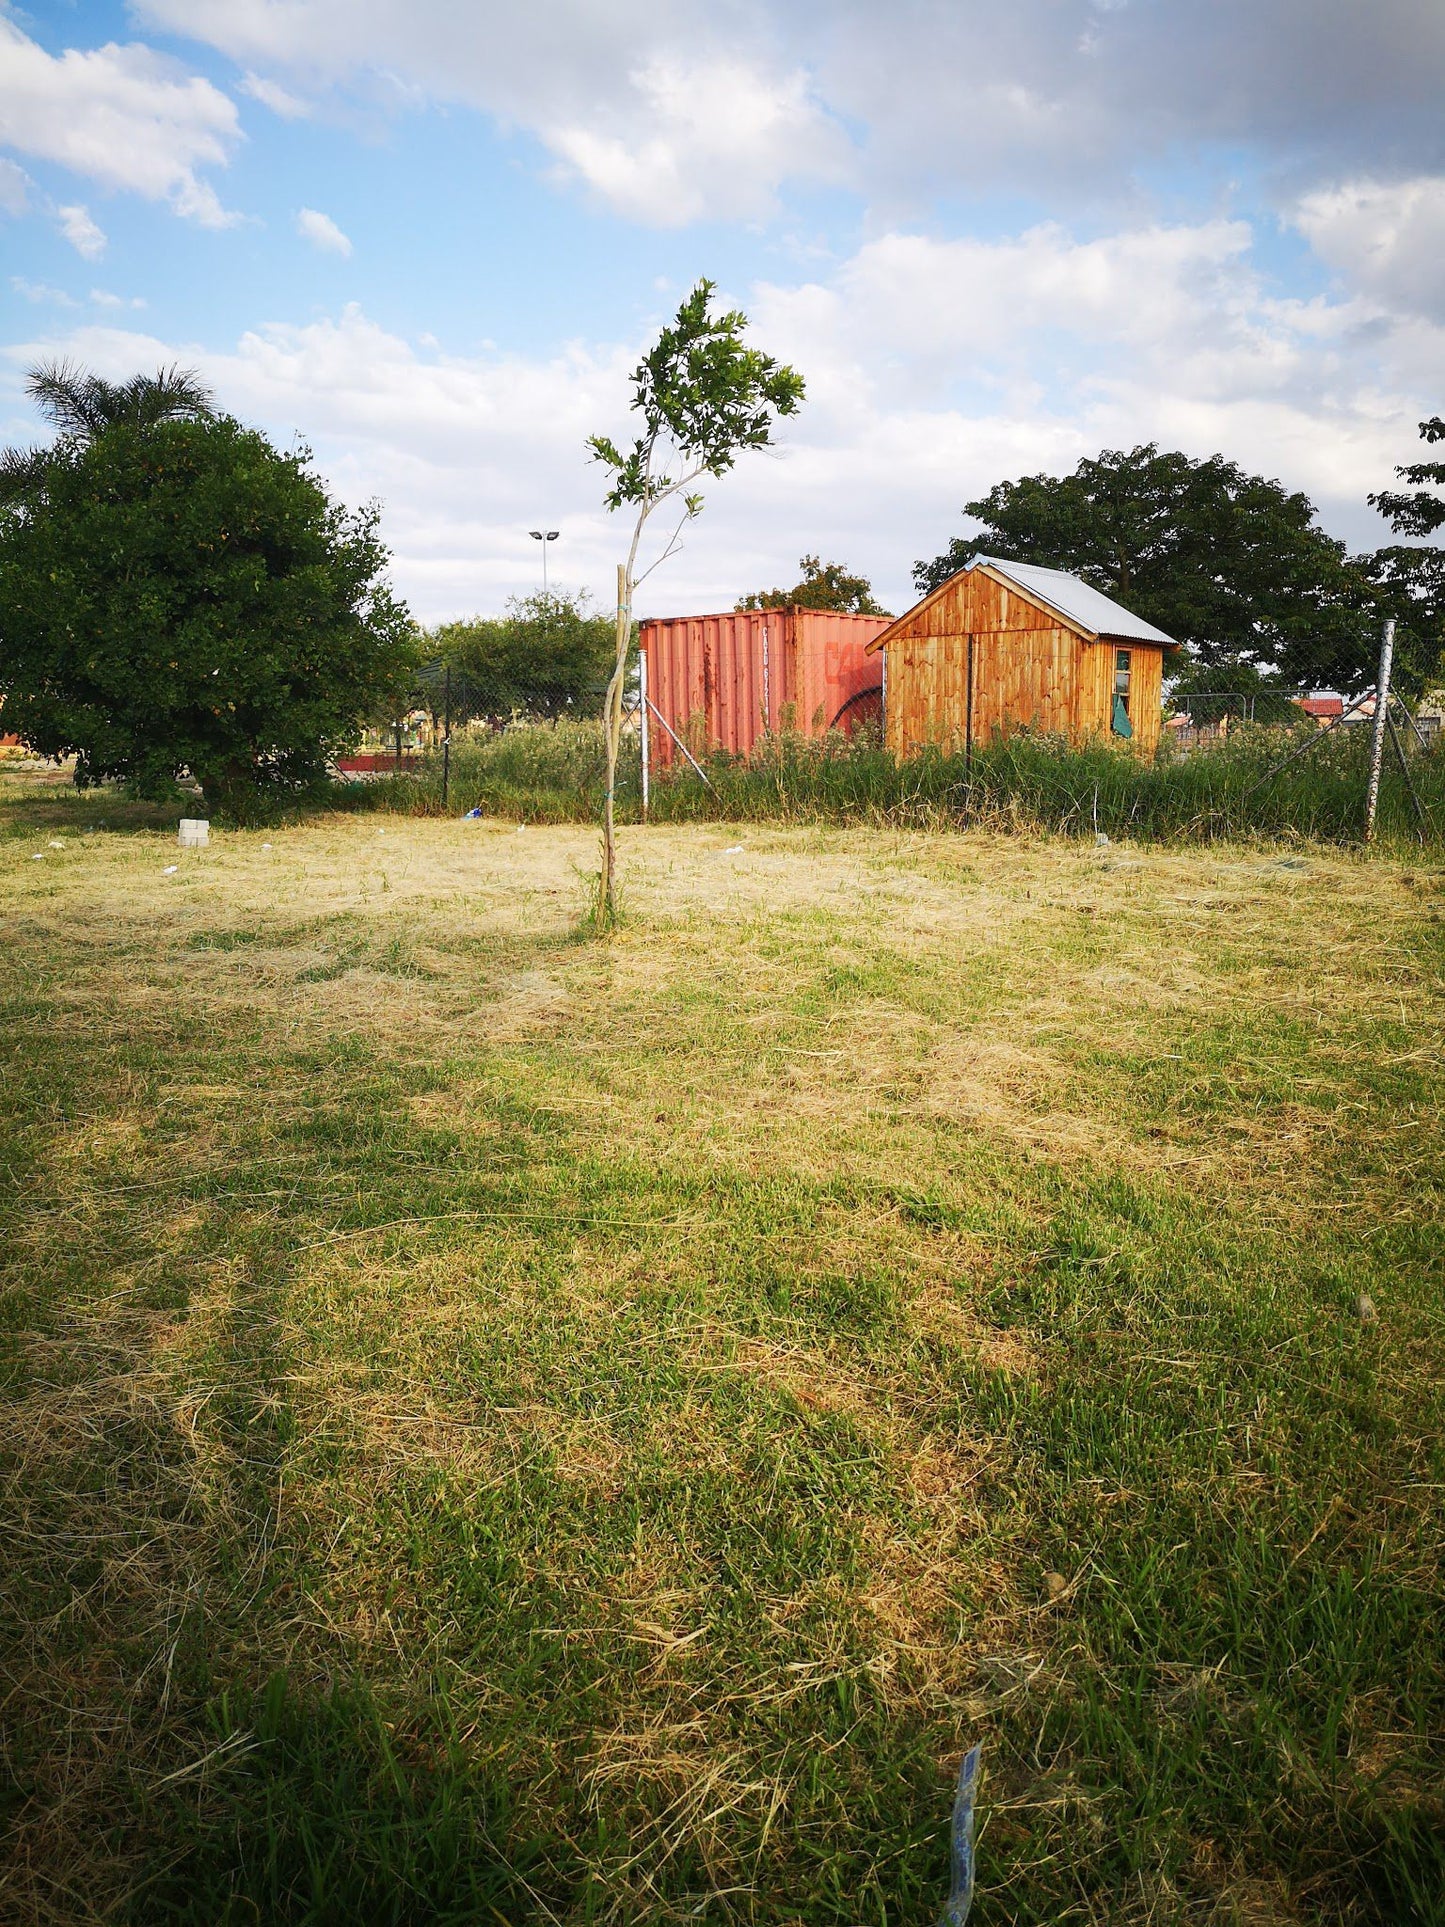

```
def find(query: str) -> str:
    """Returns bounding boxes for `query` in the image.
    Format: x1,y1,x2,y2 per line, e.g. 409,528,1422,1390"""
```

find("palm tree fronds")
0,444,52,508
26,360,108,439
23,359,216,441
134,362,215,426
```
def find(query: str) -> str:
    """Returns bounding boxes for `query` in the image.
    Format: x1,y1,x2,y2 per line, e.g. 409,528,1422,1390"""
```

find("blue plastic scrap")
463,807,484,818
941,1744,982,1927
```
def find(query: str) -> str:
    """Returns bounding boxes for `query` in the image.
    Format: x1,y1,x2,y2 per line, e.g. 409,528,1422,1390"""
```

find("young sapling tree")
587,280,804,924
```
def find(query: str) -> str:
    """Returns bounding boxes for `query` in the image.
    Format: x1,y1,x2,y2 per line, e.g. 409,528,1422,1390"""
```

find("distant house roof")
1298,695,1344,721
972,557,1180,647
867,554,1180,654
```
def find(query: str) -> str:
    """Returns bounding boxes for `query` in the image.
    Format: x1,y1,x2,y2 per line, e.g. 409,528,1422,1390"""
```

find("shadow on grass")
134,1675,564,1926
0,877,589,1919
0,763,204,833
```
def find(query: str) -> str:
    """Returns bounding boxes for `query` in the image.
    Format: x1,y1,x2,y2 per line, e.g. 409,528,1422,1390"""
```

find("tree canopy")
736,554,888,615
417,592,618,721
0,411,413,819
1364,416,1445,695
1369,415,1445,538
0,358,215,504
588,280,805,523
913,444,1379,688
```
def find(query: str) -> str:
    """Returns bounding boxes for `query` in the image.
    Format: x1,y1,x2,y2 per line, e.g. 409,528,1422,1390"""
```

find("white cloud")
544,57,848,225
296,206,353,256
133,1,851,224
4,209,1437,624
89,289,148,310
240,72,311,119
1294,177,1445,322
0,17,240,223
130,0,1445,221
809,0,1445,209
0,155,29,214
774,220,1257,382
56,205,106,259
11,277,78,306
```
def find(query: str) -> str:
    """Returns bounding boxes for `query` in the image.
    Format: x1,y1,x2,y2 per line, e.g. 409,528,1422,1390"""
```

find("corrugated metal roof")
975,556,1179,647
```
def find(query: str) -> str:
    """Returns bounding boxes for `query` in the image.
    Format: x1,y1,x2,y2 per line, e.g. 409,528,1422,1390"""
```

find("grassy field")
1,767,1443,1925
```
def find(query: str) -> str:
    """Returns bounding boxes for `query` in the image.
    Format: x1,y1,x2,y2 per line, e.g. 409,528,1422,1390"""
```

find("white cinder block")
178,819,210,846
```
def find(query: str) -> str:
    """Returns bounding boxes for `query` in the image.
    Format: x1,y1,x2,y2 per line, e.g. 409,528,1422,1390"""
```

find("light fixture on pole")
529,528,560,597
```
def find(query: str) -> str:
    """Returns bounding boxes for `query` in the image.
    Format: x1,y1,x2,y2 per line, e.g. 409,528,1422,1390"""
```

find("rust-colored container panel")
639,608,890,772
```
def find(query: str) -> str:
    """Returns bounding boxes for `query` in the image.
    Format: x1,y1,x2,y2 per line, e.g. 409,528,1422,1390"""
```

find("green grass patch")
1,773,1442,1923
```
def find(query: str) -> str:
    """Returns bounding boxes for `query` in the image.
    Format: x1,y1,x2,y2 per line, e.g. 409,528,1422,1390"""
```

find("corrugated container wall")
639,608,891,774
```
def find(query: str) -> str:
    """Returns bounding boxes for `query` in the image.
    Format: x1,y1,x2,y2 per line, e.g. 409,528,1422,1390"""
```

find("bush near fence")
331,712,1444,846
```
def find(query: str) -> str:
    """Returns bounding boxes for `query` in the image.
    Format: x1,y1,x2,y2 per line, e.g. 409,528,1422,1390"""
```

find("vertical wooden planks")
878,576,1170,761
1130,646,1164,754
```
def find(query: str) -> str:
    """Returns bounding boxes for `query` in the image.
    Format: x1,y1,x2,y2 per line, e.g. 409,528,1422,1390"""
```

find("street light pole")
529,528,560,597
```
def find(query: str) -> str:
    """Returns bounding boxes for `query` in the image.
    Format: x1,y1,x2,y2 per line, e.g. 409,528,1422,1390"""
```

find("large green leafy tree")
419,592,617,721
914,444,1377,687
736,553,888,615
0,412,414,819
1364,416,1445,697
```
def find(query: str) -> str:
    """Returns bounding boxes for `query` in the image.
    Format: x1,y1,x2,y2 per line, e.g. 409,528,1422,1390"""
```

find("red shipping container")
638,607,890,775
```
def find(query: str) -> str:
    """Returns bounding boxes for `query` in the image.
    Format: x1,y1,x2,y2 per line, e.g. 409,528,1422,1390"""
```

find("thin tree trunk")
600,560,630,923
597,460,689,926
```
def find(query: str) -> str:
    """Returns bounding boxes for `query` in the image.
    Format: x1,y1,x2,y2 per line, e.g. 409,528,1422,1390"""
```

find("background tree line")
2,350,1439,828
913,429,1444,696
403,551,891,734
408,592,621,728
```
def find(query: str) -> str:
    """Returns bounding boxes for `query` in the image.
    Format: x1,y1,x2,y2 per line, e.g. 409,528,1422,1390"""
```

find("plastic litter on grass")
942,1745,982,1926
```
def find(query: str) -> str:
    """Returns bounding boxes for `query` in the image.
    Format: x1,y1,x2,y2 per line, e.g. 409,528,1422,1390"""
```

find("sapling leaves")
589,278,805,924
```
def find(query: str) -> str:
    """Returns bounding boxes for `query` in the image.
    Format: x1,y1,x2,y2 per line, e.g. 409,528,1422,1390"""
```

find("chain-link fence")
335,616,1441,844
1158,611,1442,838
339,684,612,778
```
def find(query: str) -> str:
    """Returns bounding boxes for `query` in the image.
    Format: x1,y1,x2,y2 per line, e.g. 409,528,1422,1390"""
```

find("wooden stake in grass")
588,281,804,928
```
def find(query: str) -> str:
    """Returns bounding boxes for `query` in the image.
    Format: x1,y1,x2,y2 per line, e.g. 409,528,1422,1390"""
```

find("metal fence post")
639,646,650,823
1364,618,1396,843
441,662,451,810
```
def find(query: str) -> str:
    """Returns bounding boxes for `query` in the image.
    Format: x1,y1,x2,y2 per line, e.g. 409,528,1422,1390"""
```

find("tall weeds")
333,717,1444,846
339,720,615,824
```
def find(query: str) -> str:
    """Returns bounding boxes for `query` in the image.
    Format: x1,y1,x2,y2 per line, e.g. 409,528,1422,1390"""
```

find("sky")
1,0,1443,623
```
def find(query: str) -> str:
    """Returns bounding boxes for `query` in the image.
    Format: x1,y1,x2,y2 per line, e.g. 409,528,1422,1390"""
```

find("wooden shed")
867,556,1179,758
639,607,890,774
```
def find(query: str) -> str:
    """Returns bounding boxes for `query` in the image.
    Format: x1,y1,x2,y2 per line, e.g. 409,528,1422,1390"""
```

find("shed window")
1112,650,1133,738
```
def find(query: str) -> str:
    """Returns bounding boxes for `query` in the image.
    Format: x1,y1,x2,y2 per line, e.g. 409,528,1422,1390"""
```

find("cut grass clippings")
1,770,1442,1924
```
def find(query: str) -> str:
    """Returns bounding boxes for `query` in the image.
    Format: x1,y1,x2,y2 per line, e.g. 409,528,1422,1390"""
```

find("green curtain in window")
1112,693,1133,738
